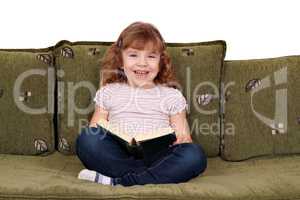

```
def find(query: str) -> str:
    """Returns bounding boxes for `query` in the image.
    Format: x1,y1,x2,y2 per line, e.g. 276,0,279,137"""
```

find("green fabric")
221,56,300,161
167,41,226,157
0,152,299,200
56,40,226,157
54,40,111,154
0,48,55,155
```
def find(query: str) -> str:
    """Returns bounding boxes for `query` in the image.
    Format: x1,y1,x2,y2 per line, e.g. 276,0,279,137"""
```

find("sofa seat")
0,152,299,200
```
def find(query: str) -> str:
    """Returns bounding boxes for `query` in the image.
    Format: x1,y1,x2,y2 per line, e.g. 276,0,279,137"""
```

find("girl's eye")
148,55,157,58
129,54,137,57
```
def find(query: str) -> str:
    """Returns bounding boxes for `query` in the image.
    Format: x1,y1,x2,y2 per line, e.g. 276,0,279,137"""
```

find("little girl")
75,21,207,186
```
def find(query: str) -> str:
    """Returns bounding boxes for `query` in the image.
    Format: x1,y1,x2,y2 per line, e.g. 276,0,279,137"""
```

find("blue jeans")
75,125,207,186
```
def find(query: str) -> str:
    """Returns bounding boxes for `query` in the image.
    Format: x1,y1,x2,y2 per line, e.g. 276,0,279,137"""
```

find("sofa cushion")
0,152,299,199
221,56,300,161
54,40,111,154
0,48,55,155
167,41,226,157
56,40,226,157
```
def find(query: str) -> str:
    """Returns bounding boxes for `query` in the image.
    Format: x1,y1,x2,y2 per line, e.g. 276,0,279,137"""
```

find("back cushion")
167,41,226,157
0,49,55,155
56,40,226,157
55,41,111,154
221,56,300,161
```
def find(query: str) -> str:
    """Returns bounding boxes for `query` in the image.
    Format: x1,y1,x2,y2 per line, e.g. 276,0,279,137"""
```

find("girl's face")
121,44,160,89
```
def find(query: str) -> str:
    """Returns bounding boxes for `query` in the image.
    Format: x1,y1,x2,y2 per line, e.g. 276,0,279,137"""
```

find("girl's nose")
137,56,147,66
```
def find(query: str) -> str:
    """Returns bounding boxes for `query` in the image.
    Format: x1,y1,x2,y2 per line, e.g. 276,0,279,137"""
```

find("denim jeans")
75,125,207,186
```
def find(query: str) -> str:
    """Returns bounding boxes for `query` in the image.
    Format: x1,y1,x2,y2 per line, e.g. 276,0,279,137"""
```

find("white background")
0,0,299,60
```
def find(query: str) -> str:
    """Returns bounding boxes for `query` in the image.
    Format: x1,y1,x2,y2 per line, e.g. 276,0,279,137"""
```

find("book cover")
96,119,177,159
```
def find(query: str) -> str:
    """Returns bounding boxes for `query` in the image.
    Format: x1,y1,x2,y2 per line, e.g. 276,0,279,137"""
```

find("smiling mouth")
134,70,149,75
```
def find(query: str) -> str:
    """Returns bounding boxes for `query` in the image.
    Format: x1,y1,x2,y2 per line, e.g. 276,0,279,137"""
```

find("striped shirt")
93,82,188,136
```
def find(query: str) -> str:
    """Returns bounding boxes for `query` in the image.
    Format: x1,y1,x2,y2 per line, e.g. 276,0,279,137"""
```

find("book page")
96,119,175,144
97,119,133,143
134,127,175,142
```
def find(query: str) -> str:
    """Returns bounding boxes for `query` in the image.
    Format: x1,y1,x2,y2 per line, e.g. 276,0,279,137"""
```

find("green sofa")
0,40,299,200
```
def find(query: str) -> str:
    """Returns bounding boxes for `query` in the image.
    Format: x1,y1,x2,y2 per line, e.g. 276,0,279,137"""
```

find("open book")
96,119,177,161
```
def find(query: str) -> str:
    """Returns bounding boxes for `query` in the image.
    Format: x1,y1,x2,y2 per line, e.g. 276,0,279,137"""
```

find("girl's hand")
172,134,193,145
169,110,192,145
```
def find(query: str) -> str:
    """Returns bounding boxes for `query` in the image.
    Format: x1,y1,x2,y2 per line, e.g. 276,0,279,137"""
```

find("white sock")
78,169,114,186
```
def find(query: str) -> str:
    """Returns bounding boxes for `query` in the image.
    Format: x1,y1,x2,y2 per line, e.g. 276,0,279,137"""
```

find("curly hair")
99,21,180,89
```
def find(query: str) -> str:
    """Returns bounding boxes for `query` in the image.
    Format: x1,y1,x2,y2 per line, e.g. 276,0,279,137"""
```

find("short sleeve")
93,85,111,110
165,89,188,116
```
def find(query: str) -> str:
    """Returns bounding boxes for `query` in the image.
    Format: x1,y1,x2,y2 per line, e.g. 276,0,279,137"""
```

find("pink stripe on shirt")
93,83,187,136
